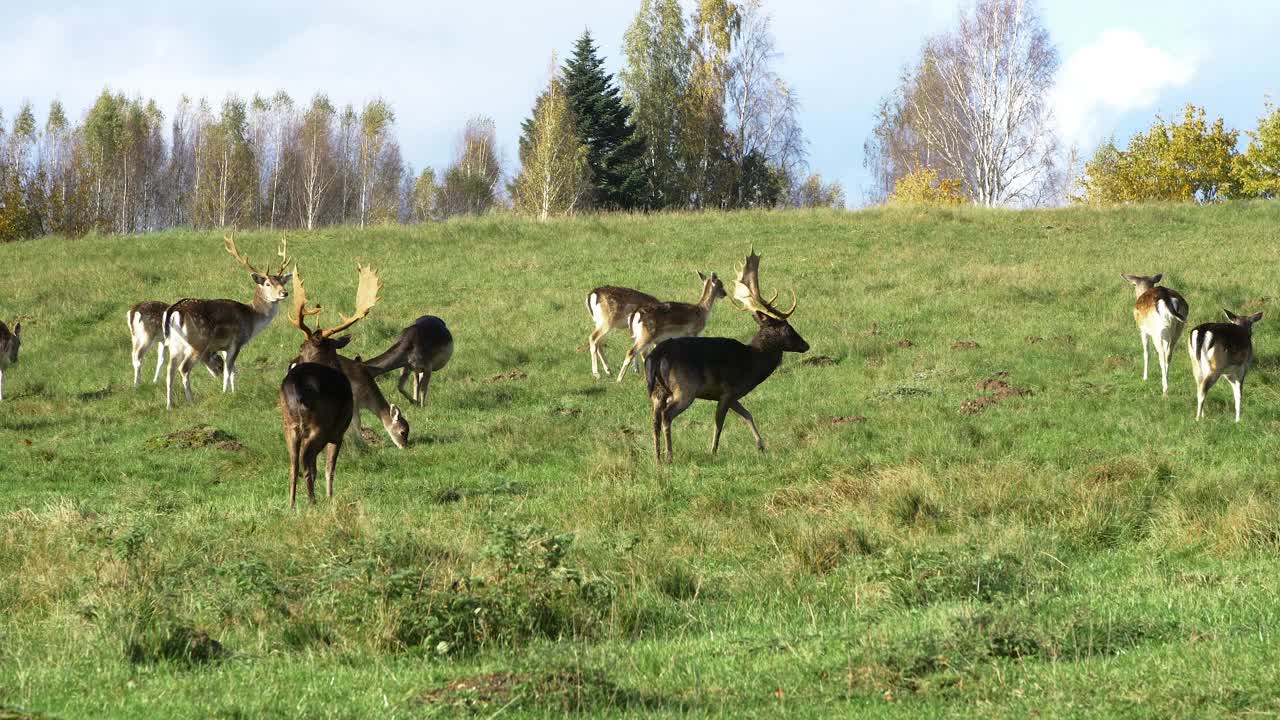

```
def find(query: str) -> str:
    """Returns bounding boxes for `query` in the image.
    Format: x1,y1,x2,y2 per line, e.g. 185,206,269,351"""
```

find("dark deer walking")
280,265,381,507
0,319,21,401
646,250,808,464
363,315,453,405
1188,309,1262,422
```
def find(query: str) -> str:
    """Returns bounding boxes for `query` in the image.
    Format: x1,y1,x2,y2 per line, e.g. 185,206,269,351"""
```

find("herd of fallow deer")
0,237,1266,506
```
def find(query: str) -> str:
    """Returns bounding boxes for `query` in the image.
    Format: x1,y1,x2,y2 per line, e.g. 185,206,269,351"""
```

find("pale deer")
363,315,453,405
616,272,727,382
585,286,660,378
281,264,381,507
164,236,291,408
1188,309,1262,422
647,250,808,464
1122,273,1189,396
129,301,225,387
0,320,20,401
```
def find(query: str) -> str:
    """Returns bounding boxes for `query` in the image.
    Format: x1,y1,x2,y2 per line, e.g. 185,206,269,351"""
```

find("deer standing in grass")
646,250,808,464
363,315,453,405
585,286,660,379
1188,309,1262,422
130,301,225,387
289,352,410,449
1122,273,1189,396
281,265,381,507
164,237,291,408
0,320,20,401
616,272,727,382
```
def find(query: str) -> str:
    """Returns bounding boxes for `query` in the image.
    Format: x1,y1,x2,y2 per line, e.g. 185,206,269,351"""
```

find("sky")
1,0,1278,205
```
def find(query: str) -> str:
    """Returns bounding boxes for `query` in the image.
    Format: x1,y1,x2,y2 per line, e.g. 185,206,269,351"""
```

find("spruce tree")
563,30,647,210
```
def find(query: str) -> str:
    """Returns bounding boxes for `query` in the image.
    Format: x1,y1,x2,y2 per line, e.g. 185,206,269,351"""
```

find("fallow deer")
288,352,410,449
1122,273,1189,396
585,286,660,378
0,320,20,401
164,236,292,408
363,315,453,405
646,250,808,464
1188,309,1262,422
281,264,381,507
129,301,225,387
616,272,727,382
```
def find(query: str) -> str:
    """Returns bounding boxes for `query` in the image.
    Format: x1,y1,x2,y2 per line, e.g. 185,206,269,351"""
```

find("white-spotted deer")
585,286,660,378
280,265,381,507
164,237,291,408
1188,309,1262,422
363,315,453,405
0,319,20,401
616,272,727,382
646,250,808,464
1122,273,1189,396
129,301,225,387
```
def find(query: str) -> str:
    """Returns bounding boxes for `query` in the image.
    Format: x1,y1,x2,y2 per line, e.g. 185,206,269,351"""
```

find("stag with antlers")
163,236,292,408
280,264,386,507
645,249,808,464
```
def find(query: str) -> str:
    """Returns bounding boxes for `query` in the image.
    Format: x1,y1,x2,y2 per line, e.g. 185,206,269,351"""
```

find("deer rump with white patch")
129,301,224,387
615,272,727,382
1187,309,1262,422
645,250,808,464
280,264,384,507
0,319,20,402
1123,273,1189,396
584,286,661,379
163,236,291,408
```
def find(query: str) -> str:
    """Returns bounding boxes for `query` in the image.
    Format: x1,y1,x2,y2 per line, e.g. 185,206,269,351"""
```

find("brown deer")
164,236,291,408
280,265,381,507
1122,273,1189,396
585,286,660,379
129,301,225,387
1188,309,1262,422
362,315,453,405
0,319,20,401
289,352,410,449
616,272,727,382
646,250,808,464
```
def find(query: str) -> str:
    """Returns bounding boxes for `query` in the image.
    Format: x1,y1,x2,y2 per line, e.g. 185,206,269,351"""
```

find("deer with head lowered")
280,264,382,507
646,250,808,464
1122,273,1189,396
615,272,727,382
362,315,453,405
0,319,21,401
164,236,292,408
1188,308,1262,422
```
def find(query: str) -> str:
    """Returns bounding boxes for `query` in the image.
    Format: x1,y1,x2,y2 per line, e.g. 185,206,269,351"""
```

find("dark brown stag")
279,265,381,507
645,249,808,464
362,315,453,405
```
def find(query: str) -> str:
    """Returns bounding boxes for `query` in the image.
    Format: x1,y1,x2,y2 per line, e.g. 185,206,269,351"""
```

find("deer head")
226,235,293,303
732,248,796,320
288,265,382,366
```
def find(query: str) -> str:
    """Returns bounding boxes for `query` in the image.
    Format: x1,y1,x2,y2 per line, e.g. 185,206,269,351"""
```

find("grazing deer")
0,320,20,401
129,301,225,387
281,265,381,507
363,315,453,405
291,353,410,449
1188,309,1262,422
616,272,727,382
585,286,660,378
1122,273,1189,396
164,236,291,408
646,250,807,464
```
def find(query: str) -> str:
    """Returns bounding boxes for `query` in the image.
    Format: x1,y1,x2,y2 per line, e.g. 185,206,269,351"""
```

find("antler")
732,247,796,320
288,271,323,338
224,235,262,276
273,237,291,275
319,265,381,338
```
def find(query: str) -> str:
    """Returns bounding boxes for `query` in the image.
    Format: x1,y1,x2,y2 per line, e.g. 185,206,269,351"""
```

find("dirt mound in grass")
417,668,658,714
961,372,1031,415
483,369,527,384
951,340,980,350
831,415,868,426
802,355,838,367
148,425,244,451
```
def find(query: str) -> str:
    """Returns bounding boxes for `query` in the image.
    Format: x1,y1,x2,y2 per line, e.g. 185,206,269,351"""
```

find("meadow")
3,204,1280,718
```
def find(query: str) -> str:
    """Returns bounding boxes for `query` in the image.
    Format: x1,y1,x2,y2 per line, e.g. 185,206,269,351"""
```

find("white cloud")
1052,29,1195,148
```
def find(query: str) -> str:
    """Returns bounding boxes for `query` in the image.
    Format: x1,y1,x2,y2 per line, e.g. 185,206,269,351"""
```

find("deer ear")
330,335,353,349
279,272,293,284
1151,273,1162,284
1121,274,1137,284
1250,311,1264,323
697,271,707,281
12,323,19,336
1223,309,1239,321
252,273,267,285
391,405,401,422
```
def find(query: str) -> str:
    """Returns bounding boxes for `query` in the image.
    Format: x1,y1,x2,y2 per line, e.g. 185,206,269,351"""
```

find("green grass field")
3,204,1280,718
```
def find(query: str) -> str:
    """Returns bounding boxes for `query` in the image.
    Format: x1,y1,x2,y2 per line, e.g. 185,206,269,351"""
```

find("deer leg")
616,339,645,383
131,339,145,387
325,441,342,498
589,328,604,378
1158,337,1172,397
287,430,301,509
711,398,732,455
661,395,693,463
152,342,167,384
0,369,4,401
1141,332,1150,381
416,369,431,405
302,441,321,503
222,346,241,393
1196,373,1218,420
180,353,196,404
730,400,765,452
165,346,176,408
397,367,414,403
652,396,667,465
1229,373,1244,422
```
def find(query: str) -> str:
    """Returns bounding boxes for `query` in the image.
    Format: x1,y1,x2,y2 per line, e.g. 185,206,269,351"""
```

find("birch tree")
512,65,591,220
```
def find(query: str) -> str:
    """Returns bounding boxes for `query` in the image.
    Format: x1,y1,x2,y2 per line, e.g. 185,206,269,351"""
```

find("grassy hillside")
3,204,1280,718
